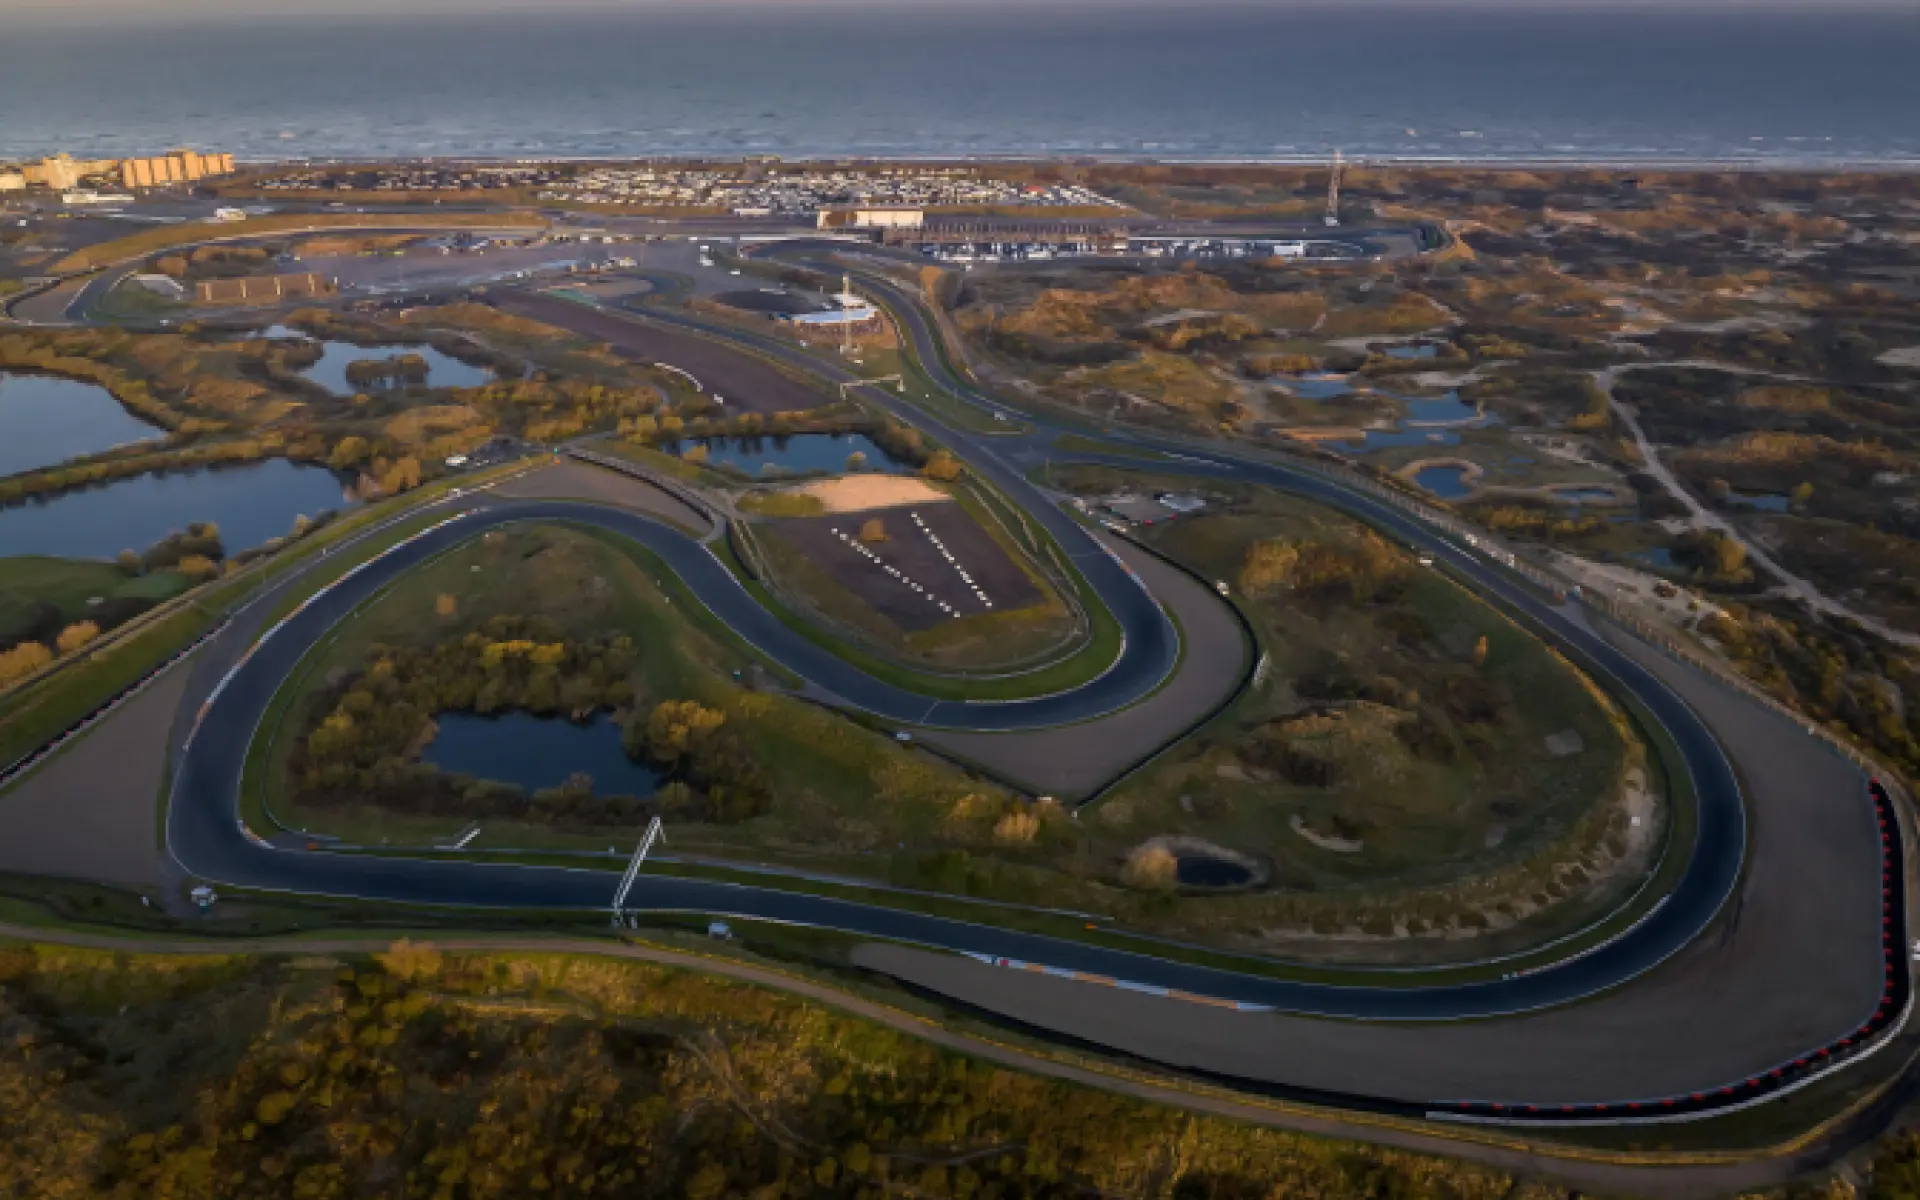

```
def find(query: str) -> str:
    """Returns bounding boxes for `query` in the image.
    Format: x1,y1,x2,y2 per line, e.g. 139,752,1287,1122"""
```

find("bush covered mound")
0,941,1578,1199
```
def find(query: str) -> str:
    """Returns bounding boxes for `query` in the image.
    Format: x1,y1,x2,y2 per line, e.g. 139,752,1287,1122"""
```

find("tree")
1790,481,1814,506
682,444,710,465
115,549,141,576
55,622,100,655
176,555,220,583
329,436,371,470
921,450,963,482
646,700,727,761
1472,635,1489,667
0,641,52,685
858,517,888,544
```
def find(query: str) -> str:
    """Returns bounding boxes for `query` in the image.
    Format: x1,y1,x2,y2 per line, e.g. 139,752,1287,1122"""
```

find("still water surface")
0,459,353,560
423,711,665,797
0,373,166,478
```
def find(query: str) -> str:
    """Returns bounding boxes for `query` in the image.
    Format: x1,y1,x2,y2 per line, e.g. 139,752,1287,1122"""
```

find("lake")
0,459,353,560
1729,491,1791,513
0,373,167,478
1402,393,1482,425
1279,374,1353,400
423,710,664,797
295,339,493,394
683,433,910,478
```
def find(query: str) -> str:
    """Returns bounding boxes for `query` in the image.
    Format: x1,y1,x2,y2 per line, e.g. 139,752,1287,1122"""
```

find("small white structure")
214,206,248,222
190,885,217,912
62,190,135,206
130,273,187,299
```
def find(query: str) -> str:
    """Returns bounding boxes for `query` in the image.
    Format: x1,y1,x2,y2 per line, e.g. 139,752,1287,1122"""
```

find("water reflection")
0,459,353,559
423,710,664,796
0,373,166,477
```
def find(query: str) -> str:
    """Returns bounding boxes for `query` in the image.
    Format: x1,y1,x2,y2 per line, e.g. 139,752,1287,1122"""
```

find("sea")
2,6,1919,166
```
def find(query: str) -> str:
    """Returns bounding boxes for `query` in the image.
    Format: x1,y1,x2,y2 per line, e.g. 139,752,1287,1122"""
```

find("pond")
0,373,167,478
422,710,664,797
681,433,911,478
1414,464,1474,499
1175,854,1254,888
1334,428,1460,453
0,459,354,560
1402,392,1481,425
1384,342,1439,360
1278,373,1353,400
1552,486,1619,503
1636,547,1678,568
1728,491,1791,513
260,329,493,394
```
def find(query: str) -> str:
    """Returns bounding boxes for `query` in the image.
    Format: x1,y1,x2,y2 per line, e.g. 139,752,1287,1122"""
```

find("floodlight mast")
1325,149,1344,228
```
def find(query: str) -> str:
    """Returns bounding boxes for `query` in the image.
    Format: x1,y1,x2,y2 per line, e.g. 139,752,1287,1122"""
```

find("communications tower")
1324,150,1344,228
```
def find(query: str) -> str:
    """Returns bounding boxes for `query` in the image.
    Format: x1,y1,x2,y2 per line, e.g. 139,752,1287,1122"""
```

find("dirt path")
1594,360,1920,647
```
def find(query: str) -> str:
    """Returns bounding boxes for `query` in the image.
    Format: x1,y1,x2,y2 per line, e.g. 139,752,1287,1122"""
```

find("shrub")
55,622,100,655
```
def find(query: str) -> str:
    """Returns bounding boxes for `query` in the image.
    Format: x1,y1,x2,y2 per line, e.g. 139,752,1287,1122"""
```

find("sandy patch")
1289,814,1364,854
1877,346,1920,369
790,475,952,514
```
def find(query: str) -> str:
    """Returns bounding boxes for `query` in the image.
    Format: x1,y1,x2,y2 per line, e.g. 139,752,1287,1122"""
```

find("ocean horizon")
3,6,1918,166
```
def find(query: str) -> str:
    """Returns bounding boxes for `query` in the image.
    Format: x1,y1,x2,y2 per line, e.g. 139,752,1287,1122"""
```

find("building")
194,272,334,306
816,206,924,231
120,150,234,191
0,171,24,192
22,154,117,190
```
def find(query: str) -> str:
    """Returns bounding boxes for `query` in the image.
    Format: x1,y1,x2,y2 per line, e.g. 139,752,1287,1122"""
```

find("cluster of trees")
622,699,771,824
1464,502,1608,543
293,616,769,827
130,521,224,575
1706,603,1920,779
326,436,424,497
460,375,657,443
1238,533,1404,603
0,942,1565,1200
343,354,430,389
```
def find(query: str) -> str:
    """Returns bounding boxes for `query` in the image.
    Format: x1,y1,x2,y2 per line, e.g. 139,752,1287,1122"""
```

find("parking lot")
772,501,1040,632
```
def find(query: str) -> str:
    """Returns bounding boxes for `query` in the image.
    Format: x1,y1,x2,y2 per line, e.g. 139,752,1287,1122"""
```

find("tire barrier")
1434,777,1909,1126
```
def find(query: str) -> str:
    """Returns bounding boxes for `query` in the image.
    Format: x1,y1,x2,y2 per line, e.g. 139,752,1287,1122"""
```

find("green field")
1051,465,1656,962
